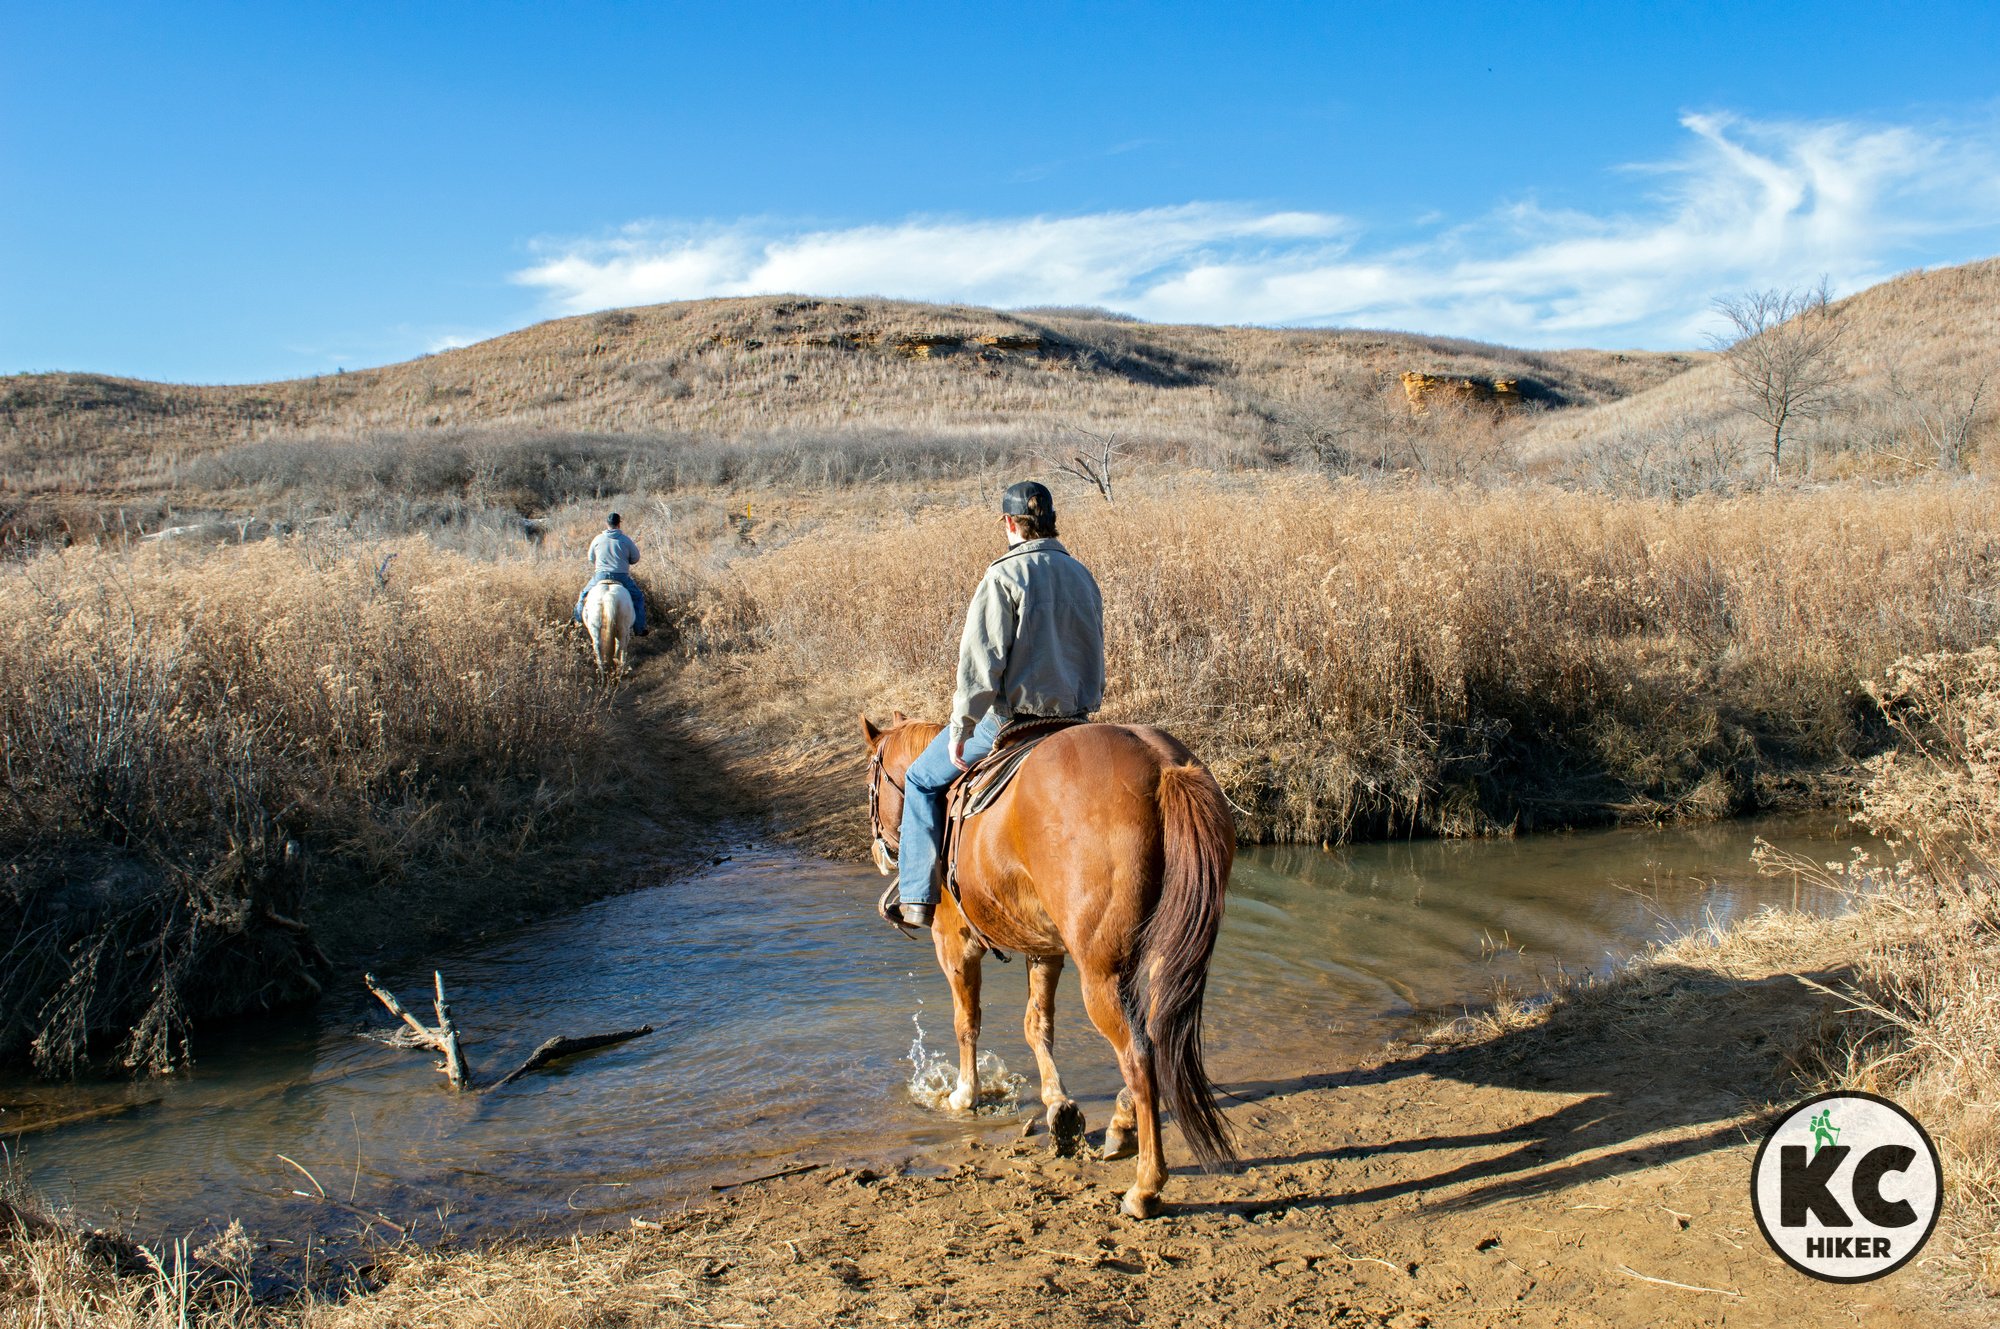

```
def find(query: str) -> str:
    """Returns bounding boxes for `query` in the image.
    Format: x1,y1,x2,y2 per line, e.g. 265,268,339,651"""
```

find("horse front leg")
1024,955,1085,1155
932,913,984,1113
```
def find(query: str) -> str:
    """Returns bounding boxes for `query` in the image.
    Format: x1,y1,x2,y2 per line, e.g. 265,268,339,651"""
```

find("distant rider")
574,511,650,637
882,480,1104,931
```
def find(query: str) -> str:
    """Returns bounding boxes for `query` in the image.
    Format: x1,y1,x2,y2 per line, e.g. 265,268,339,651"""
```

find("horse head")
860,710,924,876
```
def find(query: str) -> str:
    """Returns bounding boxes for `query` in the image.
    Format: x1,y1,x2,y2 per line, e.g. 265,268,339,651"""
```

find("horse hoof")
1048,1101,1086,1158
1101,1128,1137,1161
947,1088,975,1113
1120,1189,1162,1220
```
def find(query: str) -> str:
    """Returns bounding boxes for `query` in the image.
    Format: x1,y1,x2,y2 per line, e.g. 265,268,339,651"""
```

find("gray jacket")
951,538,1105,745
588,529,640,576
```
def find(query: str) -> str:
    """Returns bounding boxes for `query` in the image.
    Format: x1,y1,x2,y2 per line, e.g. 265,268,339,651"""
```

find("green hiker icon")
1810,1108,1840,1156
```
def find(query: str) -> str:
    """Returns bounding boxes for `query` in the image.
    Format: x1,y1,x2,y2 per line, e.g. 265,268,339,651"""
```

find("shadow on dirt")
1198,959,1852,1216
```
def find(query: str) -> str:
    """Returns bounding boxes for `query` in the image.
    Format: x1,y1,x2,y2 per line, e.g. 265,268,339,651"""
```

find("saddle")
938,715,1091,961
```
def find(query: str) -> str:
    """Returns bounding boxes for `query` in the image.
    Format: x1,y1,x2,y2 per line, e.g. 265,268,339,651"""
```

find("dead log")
430,972,472,1090
363,972,470,1090
363,974,651,1094
485,1026,654,1091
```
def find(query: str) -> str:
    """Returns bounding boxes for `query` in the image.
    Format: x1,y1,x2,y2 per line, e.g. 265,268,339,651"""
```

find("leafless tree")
1043,427,1123,502
1709,281,1847,479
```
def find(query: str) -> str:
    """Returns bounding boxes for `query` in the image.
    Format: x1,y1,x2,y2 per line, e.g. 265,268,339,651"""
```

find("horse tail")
1137,759,1237,1171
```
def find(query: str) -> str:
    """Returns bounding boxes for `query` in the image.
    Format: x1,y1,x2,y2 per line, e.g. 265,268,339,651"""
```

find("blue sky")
5,2,1999,383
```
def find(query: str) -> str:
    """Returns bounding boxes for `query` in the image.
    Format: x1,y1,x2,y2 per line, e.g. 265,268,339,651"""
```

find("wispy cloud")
513,113,2000,347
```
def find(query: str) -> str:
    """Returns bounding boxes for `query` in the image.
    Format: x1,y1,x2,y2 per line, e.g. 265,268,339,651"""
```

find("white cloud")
513,113,2000,348
426,330,493,353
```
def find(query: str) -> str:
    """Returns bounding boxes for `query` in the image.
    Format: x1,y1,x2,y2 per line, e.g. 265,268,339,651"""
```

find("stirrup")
877,882,932,936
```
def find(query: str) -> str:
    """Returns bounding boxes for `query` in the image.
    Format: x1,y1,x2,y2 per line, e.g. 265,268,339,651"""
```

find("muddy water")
3,816,1864,1253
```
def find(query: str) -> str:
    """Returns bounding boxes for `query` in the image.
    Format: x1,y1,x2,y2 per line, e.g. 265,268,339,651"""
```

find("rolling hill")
1,297,1698,488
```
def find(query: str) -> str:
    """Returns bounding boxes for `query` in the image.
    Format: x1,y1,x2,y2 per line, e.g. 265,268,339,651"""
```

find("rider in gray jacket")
574,512,649,636
884,480,1105,930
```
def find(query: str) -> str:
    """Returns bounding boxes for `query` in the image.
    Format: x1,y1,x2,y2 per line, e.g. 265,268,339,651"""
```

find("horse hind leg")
1023,955,1084,1156
1078,969,1165,1218
1102,1088,1138,1160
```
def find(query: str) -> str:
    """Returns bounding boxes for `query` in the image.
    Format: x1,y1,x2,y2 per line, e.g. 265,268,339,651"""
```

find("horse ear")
861,714,882,750
892,710,907,723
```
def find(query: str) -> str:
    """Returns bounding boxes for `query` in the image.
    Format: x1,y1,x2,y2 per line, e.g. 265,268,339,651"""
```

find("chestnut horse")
861,713,1237,1217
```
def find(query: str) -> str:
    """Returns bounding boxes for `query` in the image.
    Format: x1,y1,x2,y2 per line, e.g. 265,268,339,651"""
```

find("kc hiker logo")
1750,1091,1942,1282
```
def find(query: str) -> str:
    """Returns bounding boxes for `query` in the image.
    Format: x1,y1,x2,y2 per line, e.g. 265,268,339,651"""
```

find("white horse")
581,580,635,675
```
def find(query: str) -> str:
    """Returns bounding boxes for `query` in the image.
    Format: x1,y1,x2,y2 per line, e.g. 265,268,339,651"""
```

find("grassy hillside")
0,296,1695,486
1520,258,2000,479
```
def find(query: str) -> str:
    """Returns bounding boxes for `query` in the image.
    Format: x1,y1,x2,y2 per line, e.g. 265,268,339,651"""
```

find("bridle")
867,743,905,871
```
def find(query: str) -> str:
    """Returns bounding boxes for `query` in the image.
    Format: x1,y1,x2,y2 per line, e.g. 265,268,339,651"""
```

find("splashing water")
905,1011,1026,1113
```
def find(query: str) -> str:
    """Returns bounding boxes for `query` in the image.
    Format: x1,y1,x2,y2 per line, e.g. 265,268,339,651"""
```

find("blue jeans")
574,572,646,631
897,712,1002,906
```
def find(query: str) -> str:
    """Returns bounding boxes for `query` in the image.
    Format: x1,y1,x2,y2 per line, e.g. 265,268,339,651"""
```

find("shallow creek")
2,815,1864,1255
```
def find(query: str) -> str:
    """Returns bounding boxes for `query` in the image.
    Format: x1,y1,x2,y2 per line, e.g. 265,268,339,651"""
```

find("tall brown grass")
0,535,605,1075
686,477,2000,843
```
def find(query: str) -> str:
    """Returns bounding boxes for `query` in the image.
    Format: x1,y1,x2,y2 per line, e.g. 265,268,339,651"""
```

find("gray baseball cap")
1000,480,1054,519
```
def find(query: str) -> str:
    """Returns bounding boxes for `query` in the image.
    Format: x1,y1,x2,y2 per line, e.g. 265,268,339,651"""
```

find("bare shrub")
1042,427,1123,502
1563,413,1747,499
1874,367,1989,474
1261,377,1408,475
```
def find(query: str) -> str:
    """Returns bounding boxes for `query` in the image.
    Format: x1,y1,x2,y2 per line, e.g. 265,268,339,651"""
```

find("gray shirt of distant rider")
589,528,640,575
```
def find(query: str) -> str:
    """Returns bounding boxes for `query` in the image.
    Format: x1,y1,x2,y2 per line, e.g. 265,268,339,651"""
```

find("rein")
867,746,904,868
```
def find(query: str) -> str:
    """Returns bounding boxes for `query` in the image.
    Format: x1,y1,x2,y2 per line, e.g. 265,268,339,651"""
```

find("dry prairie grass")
683,477,2000,843
0,1176,755,1329
0,535,606,1075
0,297,1689,474
1822,643,2000,1290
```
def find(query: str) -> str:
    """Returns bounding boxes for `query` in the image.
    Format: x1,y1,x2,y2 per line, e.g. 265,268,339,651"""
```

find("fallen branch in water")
362,975,653,1093
363,972,471,1090
2,1098,162,1136
486,1027,655,1091
710,1162,824,1191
